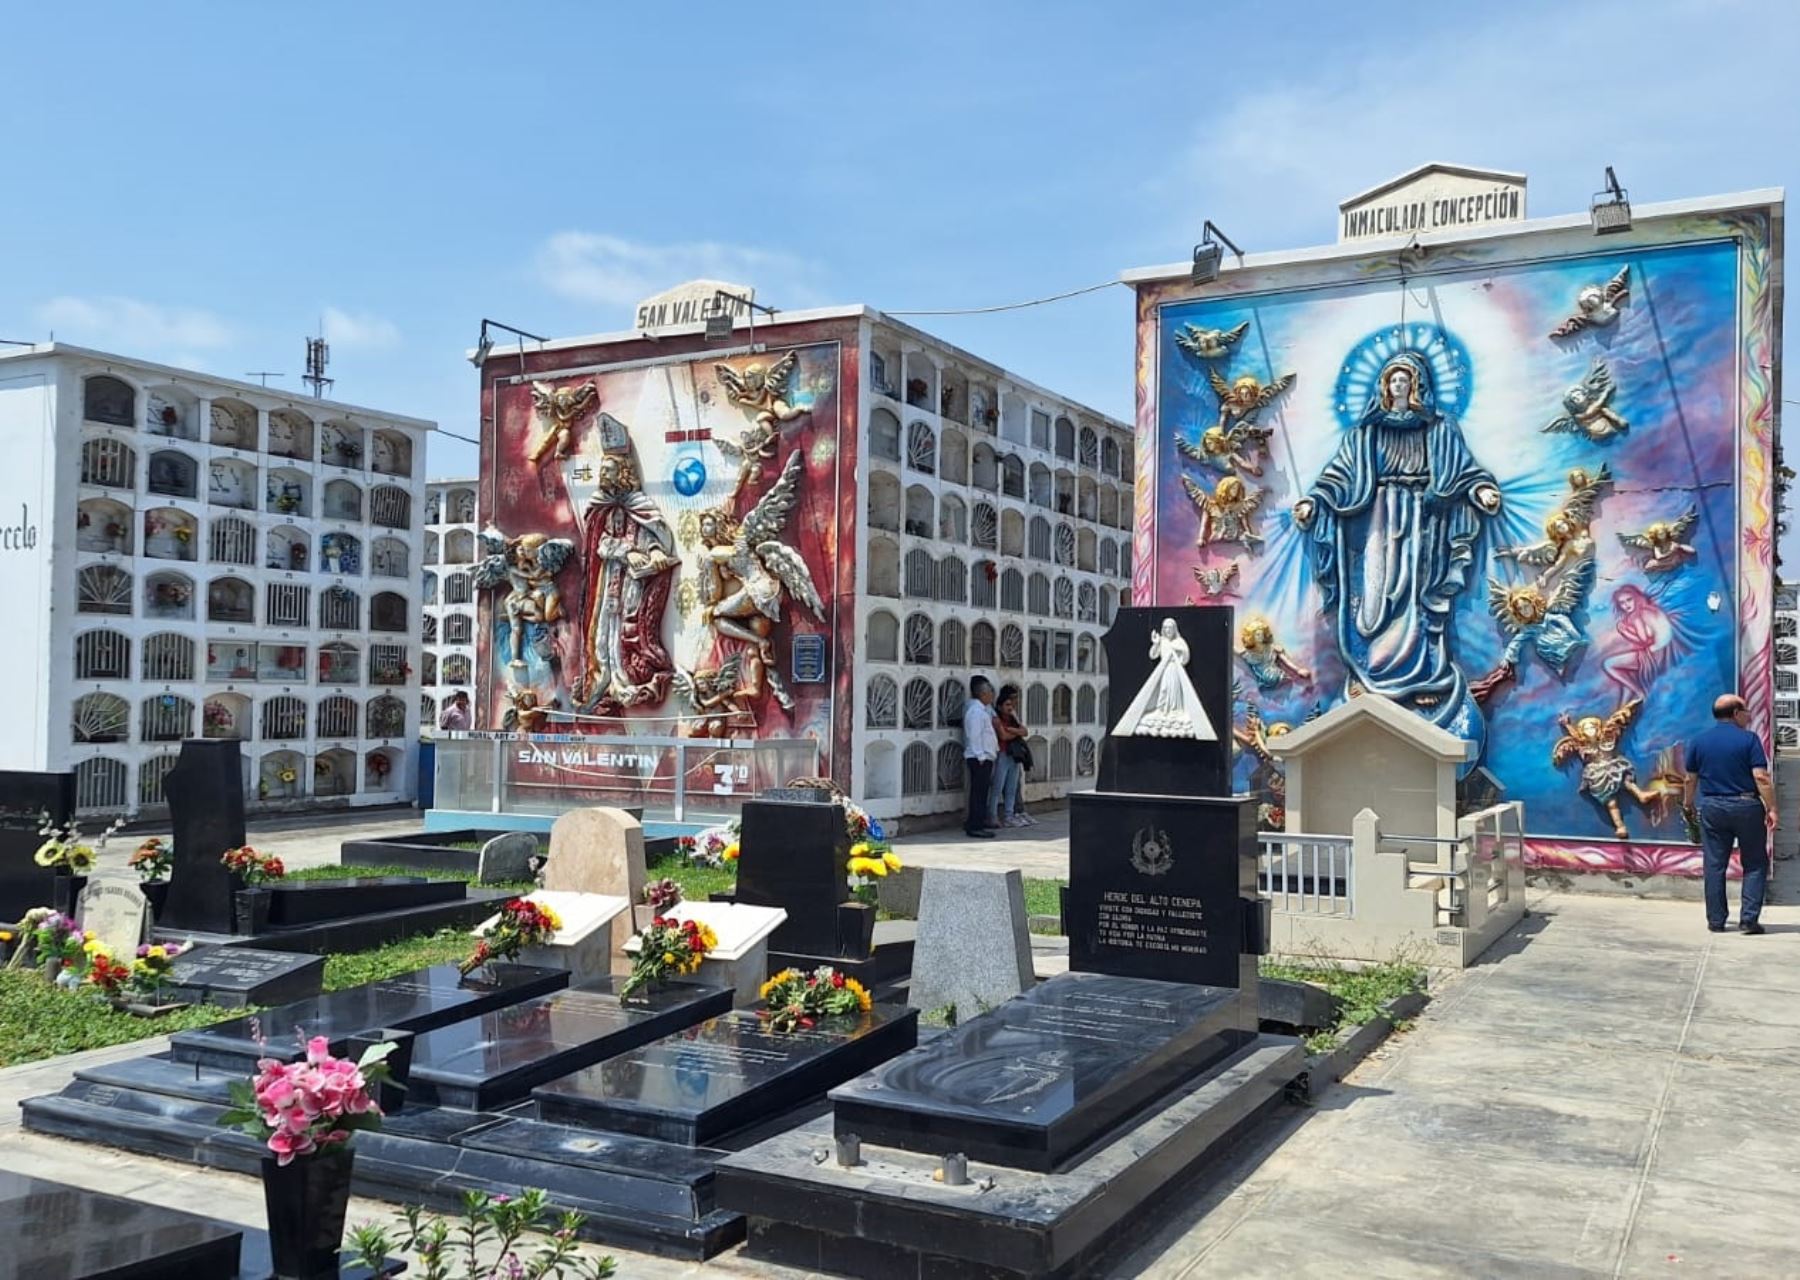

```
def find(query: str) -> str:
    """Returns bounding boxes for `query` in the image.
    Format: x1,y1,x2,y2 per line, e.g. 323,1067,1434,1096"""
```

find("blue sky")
4,1,1796,551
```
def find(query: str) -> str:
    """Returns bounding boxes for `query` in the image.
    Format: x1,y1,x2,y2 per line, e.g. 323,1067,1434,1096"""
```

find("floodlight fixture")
470,318,548,368
1591,167,1632,235
1191,221,1244,284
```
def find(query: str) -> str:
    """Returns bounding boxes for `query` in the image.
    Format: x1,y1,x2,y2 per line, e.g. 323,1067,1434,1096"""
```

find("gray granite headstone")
476,831,539,886
76,876,147,959
908,867,1035,1019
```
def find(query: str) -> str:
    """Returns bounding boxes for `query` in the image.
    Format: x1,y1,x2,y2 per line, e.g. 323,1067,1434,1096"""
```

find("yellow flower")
723,843,740,862
662,951,676,965
0,932,13,943
696,923,719,950
760,968,797,999
83,931,95,942
83,939,108,957
848,856,889,879
147,946,167,961
32,841,59,867
882,851,902,873
539,904,564,930
850,842,870,859
844,978,872,1012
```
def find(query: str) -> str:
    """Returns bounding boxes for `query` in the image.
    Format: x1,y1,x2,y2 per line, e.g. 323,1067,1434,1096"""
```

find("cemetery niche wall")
476,341,852,795
1130,189,1783,876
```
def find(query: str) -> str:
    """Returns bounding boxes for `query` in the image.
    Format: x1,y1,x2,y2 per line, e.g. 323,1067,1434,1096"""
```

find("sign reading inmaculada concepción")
1338,162,1527,243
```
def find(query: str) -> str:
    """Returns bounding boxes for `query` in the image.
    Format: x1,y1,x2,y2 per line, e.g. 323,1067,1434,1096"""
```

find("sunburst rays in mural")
1332,324,1472,428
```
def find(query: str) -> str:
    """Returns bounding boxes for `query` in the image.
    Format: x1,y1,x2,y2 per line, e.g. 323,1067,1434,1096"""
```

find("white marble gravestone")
474,890,628,982
626,900,787,1007
76,876,148,962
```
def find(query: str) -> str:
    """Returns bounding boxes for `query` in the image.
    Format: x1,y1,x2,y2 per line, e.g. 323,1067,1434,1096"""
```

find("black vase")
262,1146,355,1280
141,881,170,919
51,873,87,918
235,887,273,936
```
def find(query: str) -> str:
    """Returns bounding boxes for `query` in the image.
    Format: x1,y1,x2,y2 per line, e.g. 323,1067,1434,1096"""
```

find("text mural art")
1137,207,1779,875
478,342,847,796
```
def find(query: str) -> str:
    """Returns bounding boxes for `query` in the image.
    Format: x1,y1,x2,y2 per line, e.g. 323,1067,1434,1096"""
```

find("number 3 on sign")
712,764,751,794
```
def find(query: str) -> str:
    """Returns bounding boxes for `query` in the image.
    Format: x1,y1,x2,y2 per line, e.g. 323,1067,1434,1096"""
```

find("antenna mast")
303,330,333,399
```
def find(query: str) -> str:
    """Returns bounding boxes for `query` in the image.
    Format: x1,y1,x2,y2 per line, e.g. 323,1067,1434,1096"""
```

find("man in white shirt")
962,676,998,839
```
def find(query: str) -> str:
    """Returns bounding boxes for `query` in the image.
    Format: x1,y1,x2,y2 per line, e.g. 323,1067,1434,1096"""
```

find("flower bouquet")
85,952,133,999
688,823,739,869
29,911,89,983
642,877,683,913
128,837,173,882
34,816,123,875
459,897,562,977
221,845,285,885
842,803,901,906
621,915,717,998
758,966,872,1033
130,942,185,1002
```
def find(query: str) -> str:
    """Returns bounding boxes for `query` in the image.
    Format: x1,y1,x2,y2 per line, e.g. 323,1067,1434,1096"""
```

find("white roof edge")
472,302,1133,434
1121,187,1787,287
1269,694,1473,762
0,342,438,430
1337,161,1530,210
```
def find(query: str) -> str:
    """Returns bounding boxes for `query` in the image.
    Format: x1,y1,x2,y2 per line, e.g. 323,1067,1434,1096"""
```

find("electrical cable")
886,279,1124,316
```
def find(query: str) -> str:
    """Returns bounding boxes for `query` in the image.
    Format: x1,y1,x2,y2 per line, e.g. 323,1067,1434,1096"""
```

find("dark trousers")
1698,796,1769,928
965,757,993,835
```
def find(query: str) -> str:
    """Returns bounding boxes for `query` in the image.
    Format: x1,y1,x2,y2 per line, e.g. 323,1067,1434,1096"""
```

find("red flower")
831,972,846,988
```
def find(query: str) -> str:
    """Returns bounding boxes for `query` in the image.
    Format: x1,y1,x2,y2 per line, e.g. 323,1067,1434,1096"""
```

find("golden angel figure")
502,685,558,734
1237,617,1312,691
528,380,598,467
1551,697,1661,839
673,655,750,737
1178,422,1274,477
1208,369,1295,432
1619,507,1699,572
1174,320,1249,361
1497,465,1610,591
695,450,825,710
473,528,577,668
1182,474,1263,550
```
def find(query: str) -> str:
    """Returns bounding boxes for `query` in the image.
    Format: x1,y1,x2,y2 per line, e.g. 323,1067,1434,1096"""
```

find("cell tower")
303,333,333,398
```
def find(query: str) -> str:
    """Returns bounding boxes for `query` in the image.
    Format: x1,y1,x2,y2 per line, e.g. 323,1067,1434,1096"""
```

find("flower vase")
235,887,273,936
51,872,87,918
141,881,170,919
261,1146,355,1280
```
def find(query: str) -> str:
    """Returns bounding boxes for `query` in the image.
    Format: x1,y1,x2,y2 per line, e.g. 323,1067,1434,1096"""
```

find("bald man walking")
1682,694,1776,935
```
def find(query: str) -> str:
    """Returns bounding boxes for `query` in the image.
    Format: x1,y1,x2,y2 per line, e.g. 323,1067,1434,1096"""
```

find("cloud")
34,295,233,351
535,231,822,312
322,306,401,351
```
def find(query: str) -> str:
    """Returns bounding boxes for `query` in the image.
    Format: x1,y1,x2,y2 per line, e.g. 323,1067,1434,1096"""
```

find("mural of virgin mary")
1293,350,1502,756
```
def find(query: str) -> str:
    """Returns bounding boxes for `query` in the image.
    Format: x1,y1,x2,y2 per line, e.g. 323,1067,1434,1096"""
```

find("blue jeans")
992,752,1022,821
1698,796,1769,928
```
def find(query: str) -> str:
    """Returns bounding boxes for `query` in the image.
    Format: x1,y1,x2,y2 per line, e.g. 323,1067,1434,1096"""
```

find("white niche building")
0,344,433,816
421,478,479,733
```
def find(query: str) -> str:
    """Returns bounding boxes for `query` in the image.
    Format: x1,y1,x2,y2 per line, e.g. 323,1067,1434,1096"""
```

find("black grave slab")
264,875,466,926
169,962,568,1071
768,919,917,989
533,1004,918,1146
0,1171,243,1280
1096,606,1234,797
732,798,857,958
159,739,247,933
160,887,514,957
167,946,325,1008
1067,790,1261,992
0,770,74,923
830,972,1251,1172
409,977,734,1110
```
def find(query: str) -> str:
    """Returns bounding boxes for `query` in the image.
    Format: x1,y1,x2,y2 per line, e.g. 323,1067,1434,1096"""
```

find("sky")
3,1,1797,547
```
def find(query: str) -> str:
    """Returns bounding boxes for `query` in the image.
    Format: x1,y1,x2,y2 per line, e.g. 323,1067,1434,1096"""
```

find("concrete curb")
1294,986,1430,1096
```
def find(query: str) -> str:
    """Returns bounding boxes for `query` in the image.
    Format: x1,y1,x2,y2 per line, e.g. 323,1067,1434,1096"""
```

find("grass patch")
1260,956,1426,1055
281,864,535,893
322,928,475,992
1022,877,1065,922
644,851,740,902
0,969,238,1068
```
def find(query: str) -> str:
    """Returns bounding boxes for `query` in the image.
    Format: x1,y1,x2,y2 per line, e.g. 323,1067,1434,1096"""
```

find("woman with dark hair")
991,684,1033,828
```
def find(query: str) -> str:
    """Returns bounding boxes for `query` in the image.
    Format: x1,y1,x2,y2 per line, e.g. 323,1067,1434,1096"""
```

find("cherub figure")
1174,320,1249,361
1208,369,1295,432
695,450,825,710
528,380,598,467
1191,561,1241,597
1543,362,1629,441
714,420,779,497
1551,697,1662,839
1496,465,1610,592
1232,703,1290,813
1236,617,1311,691
673,655,750,737
1178,422,1273,476
1550,266,1630,338
1619,508,1699,572
474,528,577,668
715,351,809,494
1182,474,1263,550
501,685,558,734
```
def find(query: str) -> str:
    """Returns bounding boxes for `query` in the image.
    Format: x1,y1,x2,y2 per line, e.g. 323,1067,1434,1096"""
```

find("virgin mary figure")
1114,618,1217,739
1294,351,1501,753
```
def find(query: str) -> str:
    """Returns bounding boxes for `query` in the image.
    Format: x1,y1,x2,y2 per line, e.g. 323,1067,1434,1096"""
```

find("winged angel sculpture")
473,528,577,668
695,450,825,710
1549,266,1630,338
716,351,810,496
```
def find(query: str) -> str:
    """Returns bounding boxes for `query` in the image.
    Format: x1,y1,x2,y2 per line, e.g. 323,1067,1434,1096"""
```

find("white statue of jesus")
1113,617,1217,740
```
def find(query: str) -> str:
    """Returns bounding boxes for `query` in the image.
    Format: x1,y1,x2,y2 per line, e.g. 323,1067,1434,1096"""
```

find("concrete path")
1113,888,1800,1277
892,806,1071,879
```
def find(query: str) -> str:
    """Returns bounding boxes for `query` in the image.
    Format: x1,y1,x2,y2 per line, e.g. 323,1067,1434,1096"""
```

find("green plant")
322,928,473,991
1260,952,1426,1053
347,1189,616,1280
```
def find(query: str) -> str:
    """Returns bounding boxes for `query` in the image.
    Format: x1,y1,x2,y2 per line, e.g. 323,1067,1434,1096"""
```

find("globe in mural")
672,454,707,497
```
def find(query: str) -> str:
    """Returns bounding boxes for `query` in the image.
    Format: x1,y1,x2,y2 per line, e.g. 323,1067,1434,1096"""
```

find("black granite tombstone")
533,1004,918,1146
167,946,326,1008
158,740,247,933
1095,606,1233,796
0,1171,244,1279
0,770,73,922
732,799,866,960
830,972,1253,1171
408,978,735,1110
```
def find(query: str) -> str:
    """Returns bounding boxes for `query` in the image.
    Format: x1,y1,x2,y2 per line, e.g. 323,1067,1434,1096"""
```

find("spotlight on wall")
468,318,548,368
1590,167,1632,235
1191,221,1245,285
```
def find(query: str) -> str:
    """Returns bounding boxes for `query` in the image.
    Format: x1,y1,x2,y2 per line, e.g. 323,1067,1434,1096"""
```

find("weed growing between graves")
1259,955,1426,1055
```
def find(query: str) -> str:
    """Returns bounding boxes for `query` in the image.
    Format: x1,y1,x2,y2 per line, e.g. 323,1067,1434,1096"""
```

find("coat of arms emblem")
1130,826,1175,877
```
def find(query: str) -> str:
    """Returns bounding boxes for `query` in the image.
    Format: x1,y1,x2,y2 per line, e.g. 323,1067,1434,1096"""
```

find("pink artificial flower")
305,1036,332,1065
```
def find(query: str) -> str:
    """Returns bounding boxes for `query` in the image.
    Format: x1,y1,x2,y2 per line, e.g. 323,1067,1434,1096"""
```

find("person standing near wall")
1682,693,1777,934
962,675,998,839
991,684,1033,828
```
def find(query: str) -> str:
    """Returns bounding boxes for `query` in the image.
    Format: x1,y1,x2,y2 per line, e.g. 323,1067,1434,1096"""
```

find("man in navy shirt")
1681,694,1777,934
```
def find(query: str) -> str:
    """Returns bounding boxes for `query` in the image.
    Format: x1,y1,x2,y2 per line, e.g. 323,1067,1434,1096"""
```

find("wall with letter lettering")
1132,199,1780,875
0,373,55,769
